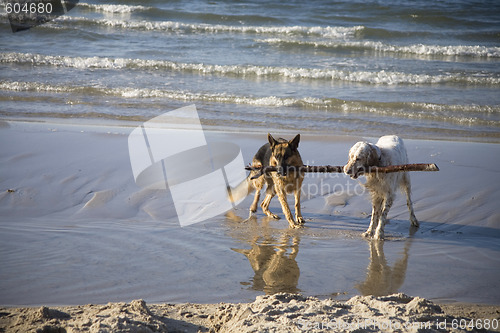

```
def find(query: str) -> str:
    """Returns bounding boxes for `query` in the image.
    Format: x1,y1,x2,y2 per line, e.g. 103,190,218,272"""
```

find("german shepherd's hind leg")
249,190,260,217
249,176,264,218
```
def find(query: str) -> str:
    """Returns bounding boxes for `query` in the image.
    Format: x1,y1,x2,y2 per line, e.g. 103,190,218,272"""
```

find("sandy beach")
1,293,500,332
1,119,499,332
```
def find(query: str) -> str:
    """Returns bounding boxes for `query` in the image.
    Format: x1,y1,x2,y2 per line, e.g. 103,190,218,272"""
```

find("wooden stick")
364,163,439,173
245,163,439,179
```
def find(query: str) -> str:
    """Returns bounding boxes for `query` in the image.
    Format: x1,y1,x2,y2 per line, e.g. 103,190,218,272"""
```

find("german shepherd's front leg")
276,189,298,228
273,175,300,228
294,177,304,225
261,178,280,219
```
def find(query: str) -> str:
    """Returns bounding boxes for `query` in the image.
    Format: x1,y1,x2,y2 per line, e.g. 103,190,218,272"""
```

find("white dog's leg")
402,174,419,227
365,197,382,238
375,195,394,240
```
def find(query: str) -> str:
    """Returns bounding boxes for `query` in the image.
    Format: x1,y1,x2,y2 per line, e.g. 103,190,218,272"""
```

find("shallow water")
1,209,499,306
0,123,499,306
0,0,499,141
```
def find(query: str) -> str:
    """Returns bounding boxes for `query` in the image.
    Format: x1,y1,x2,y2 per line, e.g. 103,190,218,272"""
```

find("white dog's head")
343,141,381,179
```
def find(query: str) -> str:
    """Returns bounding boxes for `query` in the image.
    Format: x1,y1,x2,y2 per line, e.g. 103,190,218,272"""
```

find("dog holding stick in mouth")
344,135,419,240
230,134,305,228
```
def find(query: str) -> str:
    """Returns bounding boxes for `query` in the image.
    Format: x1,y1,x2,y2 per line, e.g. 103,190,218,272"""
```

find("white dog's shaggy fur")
344,135,419,240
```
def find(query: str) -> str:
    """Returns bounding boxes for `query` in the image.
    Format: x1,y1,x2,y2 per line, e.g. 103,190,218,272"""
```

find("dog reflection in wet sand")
230,134,305,228
232,231,300,294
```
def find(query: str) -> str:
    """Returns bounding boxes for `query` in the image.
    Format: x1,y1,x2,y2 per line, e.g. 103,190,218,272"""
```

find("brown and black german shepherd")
230,133,305,228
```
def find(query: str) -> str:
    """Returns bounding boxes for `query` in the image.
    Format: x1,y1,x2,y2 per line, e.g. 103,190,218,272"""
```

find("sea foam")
2,52,498,86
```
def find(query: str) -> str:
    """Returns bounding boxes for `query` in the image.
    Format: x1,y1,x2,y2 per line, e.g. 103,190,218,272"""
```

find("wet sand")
0,119,499,331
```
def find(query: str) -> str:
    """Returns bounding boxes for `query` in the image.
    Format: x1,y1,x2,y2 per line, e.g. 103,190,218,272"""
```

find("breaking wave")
45,16,500,59
77,3,151,13
55,16,363,39
2,52,498,86
1,80,498,127
260,38,500,58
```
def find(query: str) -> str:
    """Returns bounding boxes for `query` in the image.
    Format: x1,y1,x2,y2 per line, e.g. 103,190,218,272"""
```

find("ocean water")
1,0,499,141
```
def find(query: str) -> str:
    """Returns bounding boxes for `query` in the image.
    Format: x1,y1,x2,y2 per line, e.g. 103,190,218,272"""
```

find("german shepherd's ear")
289,134,300,150
268,133,278,148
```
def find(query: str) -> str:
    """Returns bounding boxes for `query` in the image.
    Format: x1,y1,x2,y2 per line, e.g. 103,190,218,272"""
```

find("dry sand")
1,293,499,332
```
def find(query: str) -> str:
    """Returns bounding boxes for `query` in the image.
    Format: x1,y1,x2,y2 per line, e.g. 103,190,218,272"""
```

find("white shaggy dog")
344,135,419,240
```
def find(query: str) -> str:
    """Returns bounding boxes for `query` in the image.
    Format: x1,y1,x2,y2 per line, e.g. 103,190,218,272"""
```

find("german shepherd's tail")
228,174,256,203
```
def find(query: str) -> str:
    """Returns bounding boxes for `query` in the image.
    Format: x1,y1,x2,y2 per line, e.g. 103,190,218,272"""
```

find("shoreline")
1,115,499,144
1,293,499,333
